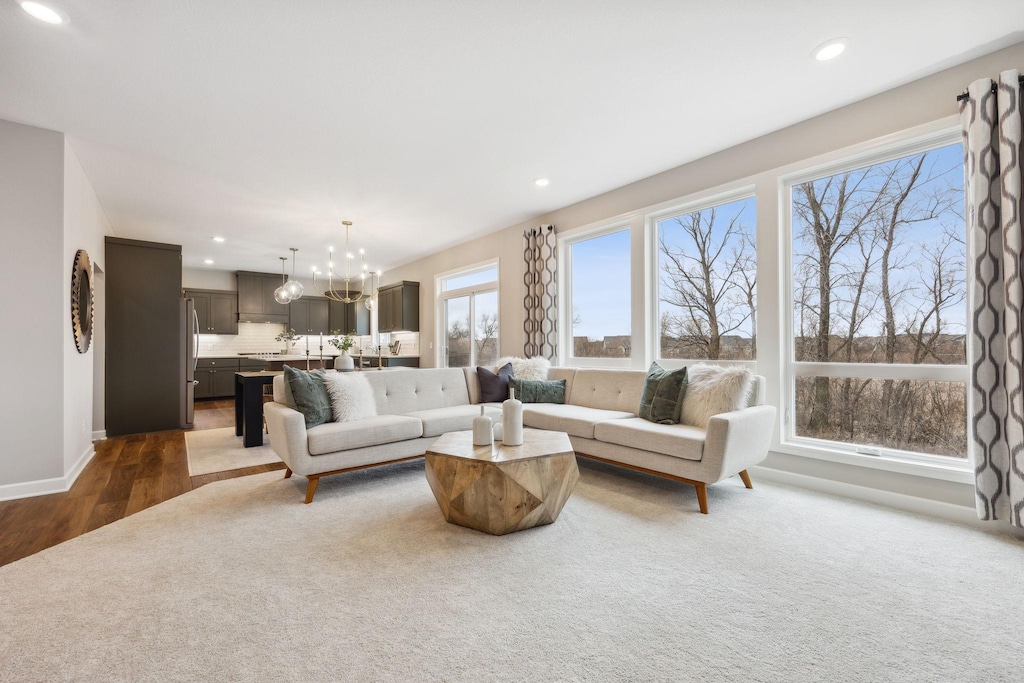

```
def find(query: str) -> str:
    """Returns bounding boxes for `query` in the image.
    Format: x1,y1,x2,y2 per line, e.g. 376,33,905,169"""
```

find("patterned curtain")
960,70,1024,527
523,225,557,360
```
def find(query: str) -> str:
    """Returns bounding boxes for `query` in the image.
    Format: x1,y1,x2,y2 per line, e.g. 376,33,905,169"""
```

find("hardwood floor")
0,399,284,568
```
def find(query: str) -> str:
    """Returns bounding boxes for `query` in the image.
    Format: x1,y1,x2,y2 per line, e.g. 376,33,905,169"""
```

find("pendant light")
284,247,304,300
274,256,292,304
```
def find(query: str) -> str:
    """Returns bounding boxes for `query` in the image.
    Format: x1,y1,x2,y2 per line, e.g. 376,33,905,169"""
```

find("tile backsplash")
196,323,416,357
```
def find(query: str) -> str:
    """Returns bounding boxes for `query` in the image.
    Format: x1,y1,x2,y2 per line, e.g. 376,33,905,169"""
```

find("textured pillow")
283,365,333,428
494,356,551,381
680,364,753,428
638,362,688,424
478,363,513,403
323,372,378,423
509,377,566,404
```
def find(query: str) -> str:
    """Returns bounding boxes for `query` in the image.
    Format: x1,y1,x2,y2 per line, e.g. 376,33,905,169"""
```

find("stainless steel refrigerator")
180,297,198,428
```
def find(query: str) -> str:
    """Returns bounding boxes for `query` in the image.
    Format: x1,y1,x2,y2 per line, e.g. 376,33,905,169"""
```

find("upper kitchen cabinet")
328,298,371,336
377,281,419,333
184,289,238,335
289,297,330,335
237,271,289,323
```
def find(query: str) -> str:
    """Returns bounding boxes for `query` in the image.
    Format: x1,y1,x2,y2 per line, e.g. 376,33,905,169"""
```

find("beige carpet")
185,427,280,476
1,459,1022,682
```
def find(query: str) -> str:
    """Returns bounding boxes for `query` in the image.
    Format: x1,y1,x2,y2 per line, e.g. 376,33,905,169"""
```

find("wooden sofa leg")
695,482,708,514
304,477,319,504
283,468,292,479
739,470,753,489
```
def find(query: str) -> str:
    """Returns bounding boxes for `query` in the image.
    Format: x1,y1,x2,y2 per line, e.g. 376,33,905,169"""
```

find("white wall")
385,41,1024,516
0,120,65,489
63,139,112,470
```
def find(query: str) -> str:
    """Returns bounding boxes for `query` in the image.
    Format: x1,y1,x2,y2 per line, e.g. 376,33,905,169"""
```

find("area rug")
0,460,1021,682
184,426,280,476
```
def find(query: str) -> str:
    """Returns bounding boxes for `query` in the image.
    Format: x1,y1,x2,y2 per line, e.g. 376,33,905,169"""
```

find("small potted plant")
276,328,300,354
329,331,355,370
388,340,402,356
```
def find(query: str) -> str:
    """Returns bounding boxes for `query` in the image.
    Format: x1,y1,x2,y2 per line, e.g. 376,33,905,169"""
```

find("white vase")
334,351,354,370
502,388,523,446
472,406,493,446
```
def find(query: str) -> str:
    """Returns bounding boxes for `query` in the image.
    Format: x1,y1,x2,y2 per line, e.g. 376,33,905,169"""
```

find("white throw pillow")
323,372,378,423
680,363,753,429
494,356,551,381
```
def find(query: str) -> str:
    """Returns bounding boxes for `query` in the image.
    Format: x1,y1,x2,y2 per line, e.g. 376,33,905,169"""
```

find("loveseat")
263,366,775,513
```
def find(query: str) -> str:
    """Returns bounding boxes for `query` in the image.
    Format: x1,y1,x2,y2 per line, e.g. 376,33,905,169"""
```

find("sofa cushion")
364,368,471,415
284,366,332,428
523,404,634,439
680,364,754,428
569,369,646,412
638,362,688,425
306,415,423,456
593,418,705,461
478,363,513,403
405,405,503,438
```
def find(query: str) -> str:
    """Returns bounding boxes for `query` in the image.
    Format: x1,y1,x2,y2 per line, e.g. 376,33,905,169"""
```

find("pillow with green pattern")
509,377,566,404
283,365,333,427
638,362,688,425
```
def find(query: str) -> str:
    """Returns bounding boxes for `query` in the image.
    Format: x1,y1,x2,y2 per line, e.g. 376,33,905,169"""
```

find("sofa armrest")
264,402,311,473
703,404,776,483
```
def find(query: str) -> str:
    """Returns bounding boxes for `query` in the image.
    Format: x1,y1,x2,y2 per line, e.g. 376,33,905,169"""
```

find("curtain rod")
956,75,1024,102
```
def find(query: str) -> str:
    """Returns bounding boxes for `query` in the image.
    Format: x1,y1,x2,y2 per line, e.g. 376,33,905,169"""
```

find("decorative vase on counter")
334,351,354,371
473,406,494,447
502,388,523,446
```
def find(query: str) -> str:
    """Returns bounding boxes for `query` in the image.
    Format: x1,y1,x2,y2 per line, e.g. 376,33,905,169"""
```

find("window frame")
559,220,634,368
778,126,970,470
645,185,758,370
435,259,500,368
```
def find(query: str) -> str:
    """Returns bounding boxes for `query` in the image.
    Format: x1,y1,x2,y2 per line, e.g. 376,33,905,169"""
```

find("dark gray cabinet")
329,299,371,336
237,271,289,323
377,281,419,332
185,289,238,335
289,297,330,335
195,357,266,399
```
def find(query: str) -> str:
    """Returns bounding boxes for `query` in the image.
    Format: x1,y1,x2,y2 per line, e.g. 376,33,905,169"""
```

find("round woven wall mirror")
71,249,94,354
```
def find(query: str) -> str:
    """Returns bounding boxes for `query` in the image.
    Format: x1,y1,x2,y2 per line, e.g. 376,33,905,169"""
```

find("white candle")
319,333,323,348
305,336,309,352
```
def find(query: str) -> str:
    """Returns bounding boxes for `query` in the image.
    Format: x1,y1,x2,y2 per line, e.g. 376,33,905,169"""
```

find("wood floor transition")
0,399,285,568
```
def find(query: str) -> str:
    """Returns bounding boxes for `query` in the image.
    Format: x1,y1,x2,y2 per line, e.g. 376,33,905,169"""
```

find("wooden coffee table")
424,428,579,535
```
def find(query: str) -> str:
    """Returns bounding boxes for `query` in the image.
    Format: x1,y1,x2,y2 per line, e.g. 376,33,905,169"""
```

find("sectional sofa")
263,366,776,513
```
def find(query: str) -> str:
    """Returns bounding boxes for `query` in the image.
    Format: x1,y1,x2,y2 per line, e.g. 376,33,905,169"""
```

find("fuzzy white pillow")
680,364,753,429
494,356,551,381
323,372,377,423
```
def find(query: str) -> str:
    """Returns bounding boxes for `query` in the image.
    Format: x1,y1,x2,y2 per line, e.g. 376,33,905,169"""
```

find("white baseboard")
0,444,96,503
92,430,106,441
751,464,1024,539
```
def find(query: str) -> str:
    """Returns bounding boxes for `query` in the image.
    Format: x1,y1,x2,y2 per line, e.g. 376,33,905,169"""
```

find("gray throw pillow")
509,377,566,404
478,363,514,403
283,365,333,427
638,362,688,425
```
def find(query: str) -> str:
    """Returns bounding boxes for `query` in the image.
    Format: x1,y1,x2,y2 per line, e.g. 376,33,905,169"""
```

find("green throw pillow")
283,365,333,428
638,362,688,425
509,377,566,404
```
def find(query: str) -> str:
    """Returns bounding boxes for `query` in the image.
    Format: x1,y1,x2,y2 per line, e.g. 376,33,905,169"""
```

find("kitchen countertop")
197,352,420,360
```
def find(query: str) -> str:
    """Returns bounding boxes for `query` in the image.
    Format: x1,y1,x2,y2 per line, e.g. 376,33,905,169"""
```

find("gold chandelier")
312,220,381,304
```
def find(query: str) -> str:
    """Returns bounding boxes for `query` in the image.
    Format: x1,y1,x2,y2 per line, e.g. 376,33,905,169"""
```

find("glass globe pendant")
284,247,304,300
274,256,292,304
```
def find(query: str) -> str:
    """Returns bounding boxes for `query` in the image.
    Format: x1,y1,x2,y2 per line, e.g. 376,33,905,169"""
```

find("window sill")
773,439,974,485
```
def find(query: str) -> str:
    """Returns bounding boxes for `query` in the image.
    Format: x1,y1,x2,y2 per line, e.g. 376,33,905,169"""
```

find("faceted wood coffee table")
424,428,579,535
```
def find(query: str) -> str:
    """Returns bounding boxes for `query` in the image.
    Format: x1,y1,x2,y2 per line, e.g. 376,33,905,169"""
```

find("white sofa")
264,366,776,513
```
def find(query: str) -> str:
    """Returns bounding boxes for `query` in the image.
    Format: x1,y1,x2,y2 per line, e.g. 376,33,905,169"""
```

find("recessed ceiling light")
212,236,225,243
812,38,849,62
534,178,550,187
21,2,64,24
204,259,214,265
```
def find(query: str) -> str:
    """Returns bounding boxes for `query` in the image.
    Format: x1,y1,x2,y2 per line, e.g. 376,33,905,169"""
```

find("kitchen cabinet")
289,297,330,335
237,271,289,323
328,299,370,336
185,289,238,335
377,281,419,333
356,355,420,369
194,358,266,399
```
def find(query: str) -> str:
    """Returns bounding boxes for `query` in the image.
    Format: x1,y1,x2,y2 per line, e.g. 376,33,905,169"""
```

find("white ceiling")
2,0,1022,275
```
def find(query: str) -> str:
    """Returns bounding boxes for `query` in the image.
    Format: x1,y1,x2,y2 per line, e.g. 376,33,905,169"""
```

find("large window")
565,227,631,360
786,138,967,459
438,263,499,368
654,193,756,361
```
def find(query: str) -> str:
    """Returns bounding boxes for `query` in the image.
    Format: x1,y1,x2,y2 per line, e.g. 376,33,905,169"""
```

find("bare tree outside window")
790,142,967,458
